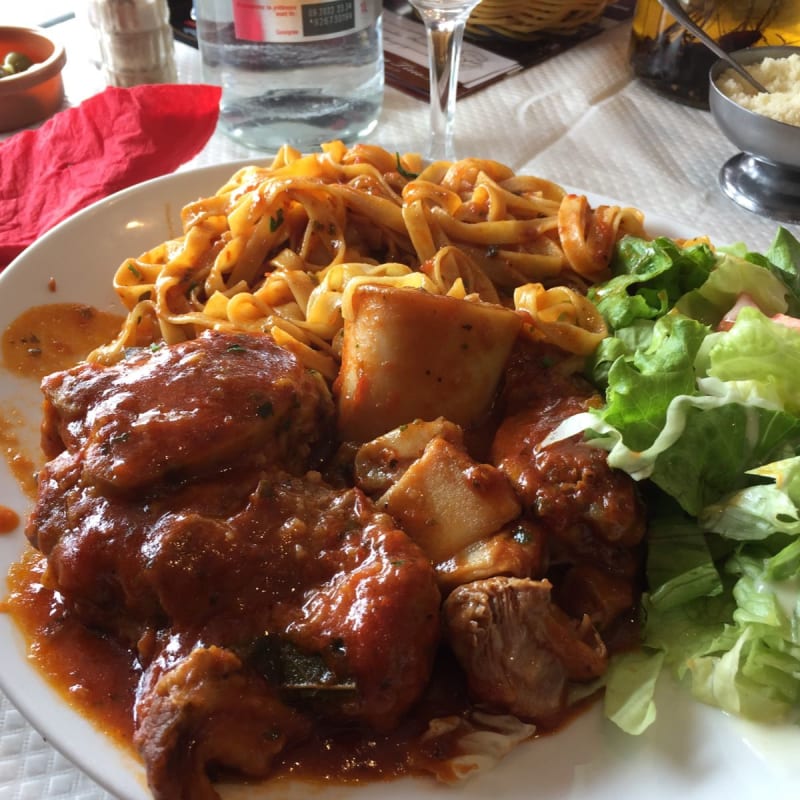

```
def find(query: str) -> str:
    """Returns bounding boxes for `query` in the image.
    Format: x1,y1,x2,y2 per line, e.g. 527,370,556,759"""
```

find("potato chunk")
353,417,464,495
435,520,547,593
336,285,522,443
378,437,521,564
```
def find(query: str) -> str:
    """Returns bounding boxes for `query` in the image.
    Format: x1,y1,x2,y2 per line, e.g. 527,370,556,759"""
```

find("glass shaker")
630,0,800,108
88,0,178,87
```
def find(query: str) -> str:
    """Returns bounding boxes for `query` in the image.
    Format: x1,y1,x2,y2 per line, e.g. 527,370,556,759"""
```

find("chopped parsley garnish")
395,153,418,180
270,208,285,232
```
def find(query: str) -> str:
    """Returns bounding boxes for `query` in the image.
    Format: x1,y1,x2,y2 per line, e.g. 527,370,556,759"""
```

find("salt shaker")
89,0,178,87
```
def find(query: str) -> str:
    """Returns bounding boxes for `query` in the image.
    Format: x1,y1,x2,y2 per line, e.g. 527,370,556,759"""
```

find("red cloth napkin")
0,83,222,269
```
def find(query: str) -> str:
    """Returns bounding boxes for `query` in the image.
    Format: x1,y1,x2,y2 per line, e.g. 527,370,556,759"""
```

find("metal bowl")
709,45,800,224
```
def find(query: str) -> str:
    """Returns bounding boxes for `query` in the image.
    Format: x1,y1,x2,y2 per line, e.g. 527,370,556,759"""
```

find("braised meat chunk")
127,470,441,800
37,329,333,489
491,341,646,631
443,577,607,724
492,342,645,553
25,330,441,800
134,646,313,800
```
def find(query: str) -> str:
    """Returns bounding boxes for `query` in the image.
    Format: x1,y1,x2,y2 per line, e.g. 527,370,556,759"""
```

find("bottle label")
233,0,376,43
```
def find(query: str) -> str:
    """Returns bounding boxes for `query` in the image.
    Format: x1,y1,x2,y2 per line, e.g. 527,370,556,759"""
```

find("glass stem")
418,8,473,161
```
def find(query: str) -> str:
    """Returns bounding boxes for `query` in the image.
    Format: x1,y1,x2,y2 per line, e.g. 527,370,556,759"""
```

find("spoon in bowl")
658,0,769,94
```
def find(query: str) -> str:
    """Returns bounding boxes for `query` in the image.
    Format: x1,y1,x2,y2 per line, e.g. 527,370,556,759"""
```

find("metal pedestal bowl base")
719,153,800,225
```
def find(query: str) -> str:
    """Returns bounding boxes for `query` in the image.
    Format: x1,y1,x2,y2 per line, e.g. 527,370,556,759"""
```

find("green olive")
3,51,34,75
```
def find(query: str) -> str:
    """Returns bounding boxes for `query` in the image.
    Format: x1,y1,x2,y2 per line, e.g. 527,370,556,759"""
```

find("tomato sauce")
3,545,474,783
0,407,38,500
0,301,622,793
1,302,137,747
4,550,138,746
4,544,602,787
0,506,19,534
2,303,123,379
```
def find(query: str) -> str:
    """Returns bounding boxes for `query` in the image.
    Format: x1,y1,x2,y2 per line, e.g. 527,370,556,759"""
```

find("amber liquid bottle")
629,0,800,108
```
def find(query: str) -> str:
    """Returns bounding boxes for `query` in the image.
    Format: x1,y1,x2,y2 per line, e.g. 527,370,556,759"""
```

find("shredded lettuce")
604,648,664,735
585,228,800,734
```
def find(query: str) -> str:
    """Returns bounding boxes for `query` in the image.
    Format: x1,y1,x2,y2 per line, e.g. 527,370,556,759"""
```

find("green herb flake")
270,208,285,232
395,153,419,180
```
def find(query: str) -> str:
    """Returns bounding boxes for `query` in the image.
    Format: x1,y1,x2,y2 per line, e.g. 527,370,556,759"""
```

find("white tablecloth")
2,9,799,800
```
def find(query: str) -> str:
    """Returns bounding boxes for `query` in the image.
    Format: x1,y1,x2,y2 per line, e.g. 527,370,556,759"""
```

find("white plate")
2,164,800,800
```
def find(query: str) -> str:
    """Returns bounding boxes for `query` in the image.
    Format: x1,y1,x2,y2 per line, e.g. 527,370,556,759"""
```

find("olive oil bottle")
629,0,800,108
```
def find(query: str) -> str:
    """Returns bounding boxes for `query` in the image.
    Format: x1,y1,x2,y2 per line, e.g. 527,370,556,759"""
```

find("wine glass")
408,0,482,162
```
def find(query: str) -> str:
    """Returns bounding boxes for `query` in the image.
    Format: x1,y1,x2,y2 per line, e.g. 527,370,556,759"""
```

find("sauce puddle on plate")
2,302,124,379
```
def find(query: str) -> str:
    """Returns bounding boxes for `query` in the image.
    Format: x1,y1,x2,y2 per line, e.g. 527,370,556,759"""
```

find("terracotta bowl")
0,26,67,133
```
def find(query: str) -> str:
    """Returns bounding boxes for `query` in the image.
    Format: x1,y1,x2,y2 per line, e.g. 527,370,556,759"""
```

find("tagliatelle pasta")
514,282,608,354
90,140,647,372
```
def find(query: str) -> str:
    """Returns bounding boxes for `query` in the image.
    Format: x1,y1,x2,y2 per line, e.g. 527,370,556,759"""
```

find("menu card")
383,0,635,100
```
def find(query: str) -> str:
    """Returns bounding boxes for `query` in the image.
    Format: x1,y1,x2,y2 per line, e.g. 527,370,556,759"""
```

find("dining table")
2,1,799,798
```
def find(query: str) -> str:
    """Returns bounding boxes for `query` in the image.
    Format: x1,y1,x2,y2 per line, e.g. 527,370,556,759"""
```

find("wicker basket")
466,0,612,41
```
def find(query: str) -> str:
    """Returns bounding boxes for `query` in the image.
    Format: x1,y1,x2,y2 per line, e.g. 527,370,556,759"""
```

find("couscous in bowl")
709,45,800,223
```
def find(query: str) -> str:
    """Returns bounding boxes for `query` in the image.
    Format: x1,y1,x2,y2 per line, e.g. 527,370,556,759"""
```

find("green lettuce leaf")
589,228,800,735
645,512,723,610
675,251,790,326
703,306,800,415
591,236,715,331
604,648,664,735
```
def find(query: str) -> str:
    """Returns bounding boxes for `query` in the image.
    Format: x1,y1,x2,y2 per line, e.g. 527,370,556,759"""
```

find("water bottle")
193,0,384,152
